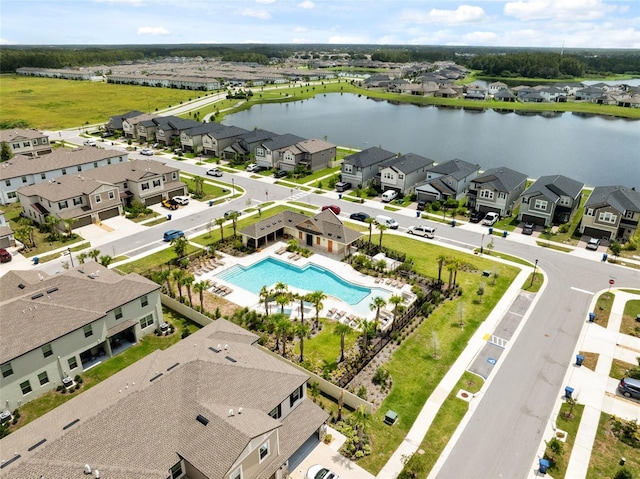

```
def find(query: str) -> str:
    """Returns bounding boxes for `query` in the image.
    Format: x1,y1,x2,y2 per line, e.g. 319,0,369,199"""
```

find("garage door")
168,187,187,199
144,194,163,206
73,215,93,228
521,214,546,226
99,207,120,221
479,205,500,215
582,226,611,240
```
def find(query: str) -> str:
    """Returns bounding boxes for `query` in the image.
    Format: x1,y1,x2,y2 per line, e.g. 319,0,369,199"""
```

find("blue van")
163,230,185,242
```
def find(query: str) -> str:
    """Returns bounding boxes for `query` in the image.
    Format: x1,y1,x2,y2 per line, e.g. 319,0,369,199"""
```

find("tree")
171,236,188,259
228,211,240,237
62,217,77,238
77,252,88,264
88,249,100,262
295,322,311,362
309,290,326,328
183,273,195,305
358,318,375,351
45,214,60,240
546,437,564,462
0,142,12,163
98,255,113,267
193,279,210,312
388,294,404,332
369,296,386,331
273,313,291,355
365,217,375,244
609,240,622,260
193,176,204,197
172,269,186,302
215,217,225,242
436,254,448,284
259,285,272,316
376,223,388,247
276,292,290,314
334,322,353,362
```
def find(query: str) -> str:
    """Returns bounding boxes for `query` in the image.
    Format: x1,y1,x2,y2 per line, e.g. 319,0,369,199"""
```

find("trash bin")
539,458,550,474
588,312,596,322
602,253,608,262
338,193,342,200
416,211,421,218
33,257,39,265
576,354,584,366
209,200,213,207
451,219,456,227
488,227,493,235
565,386,574,398
502,230,508,237
167,214,172,221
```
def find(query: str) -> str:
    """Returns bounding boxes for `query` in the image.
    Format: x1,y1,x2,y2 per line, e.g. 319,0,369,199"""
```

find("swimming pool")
217,257,391,311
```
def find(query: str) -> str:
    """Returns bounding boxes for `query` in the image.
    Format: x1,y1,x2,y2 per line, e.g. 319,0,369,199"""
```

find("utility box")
384,410,398,425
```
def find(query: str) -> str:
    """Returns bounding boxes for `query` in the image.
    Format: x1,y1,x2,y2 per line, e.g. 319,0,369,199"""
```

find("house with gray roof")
256,134,307,169
341,147,397,188
105,110,144,134
579,185,640,241
468,166,528,217
275,138,337,172
518,174,584,226
122,113,159,140
0,262,161,409
223,129,278,161
378,153,435,195
414,158,481,203
0,318,328,479
152,116,201,146
0,129,52,158
201,124,249,157
0,147,128,205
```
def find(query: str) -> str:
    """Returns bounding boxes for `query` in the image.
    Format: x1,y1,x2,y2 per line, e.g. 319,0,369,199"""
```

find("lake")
223,93,639,187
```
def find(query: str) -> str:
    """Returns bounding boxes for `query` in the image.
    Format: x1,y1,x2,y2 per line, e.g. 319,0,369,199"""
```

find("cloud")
240,8,271,19
298,0,314,9
462,31,499,44
137,26,170,36
401,5,488,25
0,38,14,45
504,0,614,21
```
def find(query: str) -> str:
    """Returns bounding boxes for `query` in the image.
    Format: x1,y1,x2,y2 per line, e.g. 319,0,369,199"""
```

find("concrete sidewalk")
532,289,640,478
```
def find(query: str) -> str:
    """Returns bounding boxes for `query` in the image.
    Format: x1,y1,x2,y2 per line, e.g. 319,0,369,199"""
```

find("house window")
73,197,82,206
95,194,101,203
141,182,149,190
78,166,82,172
343,164,353,173
559,197,571,206
93,162,98,168
107,158,111,165
83,324,93,338
259,441,270,462
141,295,148,307
140,313,154,328
230,468,242,479
4,180,9,187
41,173,46,180
62,168,67,175
20,380,32,395
625,210,635,219
23,142,30,148
1,362,13,378
269,404,282,419
114,307,123,320
169,462,183,479
256,148,265,157
58,200,68,209
12,143,20,149
172,172,177,180
38,371,49,386
42,343,53,358
534,199,547,211
598,211,616,224
22,176,28,183
7,191,16,199
499,192,506,199
42,138,48,144
586,208,594,216
68,356,78,370
289,384,303,407
109,191,115,200
480,189,494,200
123,182,128,189
152,179,161,188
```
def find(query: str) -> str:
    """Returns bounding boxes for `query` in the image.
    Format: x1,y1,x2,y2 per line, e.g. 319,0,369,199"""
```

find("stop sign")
609,279,615,285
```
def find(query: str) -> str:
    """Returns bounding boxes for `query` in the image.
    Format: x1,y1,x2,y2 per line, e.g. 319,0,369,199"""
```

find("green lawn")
594,292,615,329
522,271,544,292
116,242,201,275
544,402,585,479
295,319,358,366
180,174,232,201
588,412,640,479
621,300,640,335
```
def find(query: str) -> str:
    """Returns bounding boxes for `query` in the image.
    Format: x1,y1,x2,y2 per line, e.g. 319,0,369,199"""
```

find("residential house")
223,129,278,161
464,84,486,100
493,90,517,102
518,175,585,226
240,209,362,255
106,73,222,91
0,319,328,479
277,138,336,172
468,167,528,216
0,209,15,248
202,124,249,157
556,82,584,96
152,116,201,146
580,185,640,241
0,262,162,409
0,129,52,158
179,122,231,154
122,113,159,140
378,153,435,195
414,159,481,203
575,86,604,101
0,147,128,205
488,81,509,95
105,110,144,135
537,86,566,102
341,147,397,188
256,134,307,169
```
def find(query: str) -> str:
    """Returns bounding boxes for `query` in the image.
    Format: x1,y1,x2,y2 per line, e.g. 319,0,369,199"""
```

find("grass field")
588,412,640,479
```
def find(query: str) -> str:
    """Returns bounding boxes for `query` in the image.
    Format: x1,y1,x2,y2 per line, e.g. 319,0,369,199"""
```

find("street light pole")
231,178,235,196
530,259,538,288
480,233,485,254
68,247,75,268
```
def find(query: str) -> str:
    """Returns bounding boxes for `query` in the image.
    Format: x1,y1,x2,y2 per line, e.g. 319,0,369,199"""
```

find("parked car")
375,215,399,229
349,212,370,222
253,165,268,173
306,465,340,479
335,181,352,192
246,163,259,172
224,210,241,219
618,377,640,399
0,248,12,263
172,195,190,206
206,167,223,177
274,170,288,178
483,212,500,226
469,211,485,223
163,230,184,242
321,205,341,215
140,148,153,156
151,142,160,149
83,139,97,147
381,190,399,203
162,199,179,210
586,237,601,250
522,222,535,235
173,148,183,155
101,131,113,138
407,225,436,238
416,200,427,211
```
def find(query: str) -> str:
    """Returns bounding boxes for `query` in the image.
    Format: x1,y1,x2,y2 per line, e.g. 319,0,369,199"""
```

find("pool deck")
194,241,415,326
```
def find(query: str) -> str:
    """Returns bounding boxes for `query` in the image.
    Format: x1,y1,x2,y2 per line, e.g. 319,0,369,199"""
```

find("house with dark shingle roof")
122,113,159,139
240,209,362,255
152,116,201,146
579,185,640,241
414,158,481,203
200,124,249,157
378,153,435,195
256,133,307,169
0,319,328,479
468,166,528,217
341,147,397,188
518,175,585,226
275,138,337,172
105,110,144,134
222,129,278,161
0,262,161,409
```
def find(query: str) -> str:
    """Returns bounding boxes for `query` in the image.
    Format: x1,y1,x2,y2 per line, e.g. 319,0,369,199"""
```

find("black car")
349,212,370,222
224,210,241,219
469,211,485,223
253,165,268,173
416,200,426,211
274,170,288,178
522,222,535,235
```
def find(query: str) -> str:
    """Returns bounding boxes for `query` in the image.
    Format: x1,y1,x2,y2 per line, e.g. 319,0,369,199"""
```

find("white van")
381,190,399,203
376,215,399,229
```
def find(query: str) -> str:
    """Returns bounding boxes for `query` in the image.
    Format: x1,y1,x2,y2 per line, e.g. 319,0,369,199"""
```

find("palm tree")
45,214,60,239
274,282,288,295
451,258,460,286
446,258,459,290
309,291,326,329
228,211,240,237
376,222,388,247
358,318,374,351
276,293,290,314
388,294,404,332
369,296,387,331
158,269,172,296
99,255,113,267
365,217,375,244
77,252,88,264
334,322,353,362
88,249,101,262
215,217,225,242
296,322,312,362
436,254,448,284
272,313,289,353
183,273,195,305
259,285,272,316
193,280,211,312
172,269,186,302
171,236,188,259
62,217,77,238
297,293,310,324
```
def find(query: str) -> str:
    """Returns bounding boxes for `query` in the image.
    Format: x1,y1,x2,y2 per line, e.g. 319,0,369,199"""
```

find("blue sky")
1,0,639,48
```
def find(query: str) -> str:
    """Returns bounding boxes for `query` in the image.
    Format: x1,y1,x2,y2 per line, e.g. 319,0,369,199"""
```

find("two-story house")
580,185,640,241
180,122,228,154
223,129,278,162
341,147,397,189
414,158,481,203
201,124,249,157
378,153,435,195
0,262,162,409
0,319,328,479
0,129,53,158
256,134,307,170
468,167,528,217
152,116,200,146
281,138,336,172
0,147,128,205
104,110,144,135
518,175,584,226
0,209,15,248
122,113,159,140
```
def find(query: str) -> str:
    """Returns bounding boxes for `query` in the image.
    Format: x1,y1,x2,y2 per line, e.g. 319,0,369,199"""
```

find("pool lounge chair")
335,310,346,319
275,246,287,255
327,308,337,318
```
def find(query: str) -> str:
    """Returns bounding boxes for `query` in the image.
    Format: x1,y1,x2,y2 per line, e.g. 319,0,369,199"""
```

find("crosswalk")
488,335,508,348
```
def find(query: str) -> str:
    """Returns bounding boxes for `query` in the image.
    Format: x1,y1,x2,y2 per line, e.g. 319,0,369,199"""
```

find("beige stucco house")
0,129,52,158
